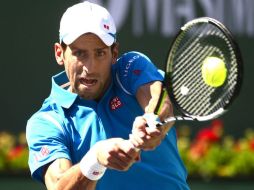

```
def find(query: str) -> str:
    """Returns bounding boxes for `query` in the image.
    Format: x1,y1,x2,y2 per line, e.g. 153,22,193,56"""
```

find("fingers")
129,132,162,151
96,139,140,171
108,140,140,170
106,150,133,171
132,116,147,137
130,114,171,151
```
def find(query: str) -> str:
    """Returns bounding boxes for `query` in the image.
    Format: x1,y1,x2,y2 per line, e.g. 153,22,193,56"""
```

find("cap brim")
62,30,115,46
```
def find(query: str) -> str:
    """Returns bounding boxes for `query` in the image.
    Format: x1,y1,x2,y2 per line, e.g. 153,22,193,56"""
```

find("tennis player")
26,1,190,190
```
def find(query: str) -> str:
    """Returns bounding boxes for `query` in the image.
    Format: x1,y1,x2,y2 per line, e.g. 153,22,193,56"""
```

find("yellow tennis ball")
201,57,227,87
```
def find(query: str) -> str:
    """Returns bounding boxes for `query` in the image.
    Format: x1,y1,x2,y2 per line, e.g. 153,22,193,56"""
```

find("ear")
54,43,65,65
112,42,119,64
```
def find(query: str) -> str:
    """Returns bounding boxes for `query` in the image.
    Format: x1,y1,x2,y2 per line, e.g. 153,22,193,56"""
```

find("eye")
96,49,106,57
73,50,86,58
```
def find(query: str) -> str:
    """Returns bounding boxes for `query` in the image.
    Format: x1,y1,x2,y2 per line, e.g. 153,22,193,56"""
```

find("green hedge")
1,119,254,180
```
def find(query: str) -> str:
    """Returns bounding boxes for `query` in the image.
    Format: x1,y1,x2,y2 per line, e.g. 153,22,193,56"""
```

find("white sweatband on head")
80,145,106,181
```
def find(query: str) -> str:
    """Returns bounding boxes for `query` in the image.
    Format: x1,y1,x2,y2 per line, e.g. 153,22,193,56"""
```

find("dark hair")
111,42,118,51
60,42,67,50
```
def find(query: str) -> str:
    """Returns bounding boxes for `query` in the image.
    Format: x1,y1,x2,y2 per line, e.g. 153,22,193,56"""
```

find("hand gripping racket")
155,17,243,125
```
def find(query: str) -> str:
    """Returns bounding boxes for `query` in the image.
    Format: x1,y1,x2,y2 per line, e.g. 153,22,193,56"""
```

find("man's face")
57,33,118,100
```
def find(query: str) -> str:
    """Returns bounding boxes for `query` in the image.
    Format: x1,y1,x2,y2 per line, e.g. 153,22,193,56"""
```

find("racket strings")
173,26,223,86
172,24,212,64
169,22,239,117
175,46,226,115
173,45,218,93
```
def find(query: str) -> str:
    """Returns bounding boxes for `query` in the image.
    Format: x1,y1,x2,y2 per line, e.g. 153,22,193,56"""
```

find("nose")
83,57,95,74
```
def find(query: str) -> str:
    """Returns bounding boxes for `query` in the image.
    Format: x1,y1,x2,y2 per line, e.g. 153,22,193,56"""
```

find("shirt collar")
50,71,78,109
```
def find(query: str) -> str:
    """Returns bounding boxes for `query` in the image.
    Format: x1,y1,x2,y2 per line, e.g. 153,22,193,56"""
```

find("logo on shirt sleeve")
34,145,50,162
110,96,123,110
133,69,141,75
123,55,140,77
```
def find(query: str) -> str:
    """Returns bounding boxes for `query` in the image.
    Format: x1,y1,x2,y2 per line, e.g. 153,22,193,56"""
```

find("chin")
78,89,100,100
77,83,104,100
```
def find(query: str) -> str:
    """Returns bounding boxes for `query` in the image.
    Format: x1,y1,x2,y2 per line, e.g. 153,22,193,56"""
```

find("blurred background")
0,0,254,189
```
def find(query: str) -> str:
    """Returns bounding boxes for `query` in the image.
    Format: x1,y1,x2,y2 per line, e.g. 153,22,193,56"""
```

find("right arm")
45,158,96,190
44,138,140,190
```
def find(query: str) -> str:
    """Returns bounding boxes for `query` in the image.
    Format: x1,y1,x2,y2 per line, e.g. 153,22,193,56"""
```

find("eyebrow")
69,45,108,52
95,46,109,51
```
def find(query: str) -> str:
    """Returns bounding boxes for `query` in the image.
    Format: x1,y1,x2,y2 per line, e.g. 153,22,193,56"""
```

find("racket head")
163,17,243,121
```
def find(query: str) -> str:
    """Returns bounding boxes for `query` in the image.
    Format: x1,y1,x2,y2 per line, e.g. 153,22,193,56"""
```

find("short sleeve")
26,111,71,183
115,51,164,95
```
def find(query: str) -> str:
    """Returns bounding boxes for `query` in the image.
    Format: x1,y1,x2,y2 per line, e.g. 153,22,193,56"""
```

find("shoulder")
26,103,66,139
117,51,152,66
112,51,163,95
113,51,154,76
122,51,151,59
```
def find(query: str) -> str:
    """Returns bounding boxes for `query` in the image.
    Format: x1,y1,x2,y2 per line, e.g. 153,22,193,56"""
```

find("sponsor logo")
101,18,111,32
123,55,140,77
103,24,109,30
92,171,101,176
133,69,141,75
110,96,123,110
34,145,50,162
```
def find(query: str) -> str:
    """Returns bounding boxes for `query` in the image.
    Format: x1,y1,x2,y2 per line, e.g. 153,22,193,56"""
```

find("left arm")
136,81,162,114
130,81,174,150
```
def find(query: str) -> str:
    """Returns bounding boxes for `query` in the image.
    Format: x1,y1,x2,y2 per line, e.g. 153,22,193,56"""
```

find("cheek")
65,61,80,81
100,64,112,79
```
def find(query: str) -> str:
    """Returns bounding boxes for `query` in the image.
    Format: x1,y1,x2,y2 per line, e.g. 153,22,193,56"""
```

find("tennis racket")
154,17,243,125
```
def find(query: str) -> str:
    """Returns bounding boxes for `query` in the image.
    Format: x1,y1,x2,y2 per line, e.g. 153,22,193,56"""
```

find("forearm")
45,159,97,190
54,164,96,190
131,81,174,150
45,139,139,190
136,81,163,113
136,81,173,120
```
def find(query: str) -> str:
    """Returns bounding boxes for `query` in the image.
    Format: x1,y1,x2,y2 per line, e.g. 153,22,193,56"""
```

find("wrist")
80,144,106,181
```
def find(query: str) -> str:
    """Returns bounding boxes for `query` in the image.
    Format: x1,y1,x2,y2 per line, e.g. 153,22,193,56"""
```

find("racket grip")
143,113,162,128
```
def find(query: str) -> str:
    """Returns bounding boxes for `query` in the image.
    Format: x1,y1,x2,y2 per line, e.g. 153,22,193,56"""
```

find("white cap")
59,1,116,46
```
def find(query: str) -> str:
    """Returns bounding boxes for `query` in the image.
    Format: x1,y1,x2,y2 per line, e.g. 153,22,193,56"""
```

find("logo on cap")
103,24,109,30
101,18,111,32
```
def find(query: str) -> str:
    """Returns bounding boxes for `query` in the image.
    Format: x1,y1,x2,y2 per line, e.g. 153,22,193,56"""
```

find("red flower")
189,140,209,160
7,145,25,160
196,119,224,143
249,139,254,151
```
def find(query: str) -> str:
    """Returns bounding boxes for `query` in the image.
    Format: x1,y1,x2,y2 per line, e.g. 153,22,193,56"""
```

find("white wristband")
80,146,106,181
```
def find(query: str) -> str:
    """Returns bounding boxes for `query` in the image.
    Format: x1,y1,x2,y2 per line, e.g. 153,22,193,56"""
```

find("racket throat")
160,116,194,125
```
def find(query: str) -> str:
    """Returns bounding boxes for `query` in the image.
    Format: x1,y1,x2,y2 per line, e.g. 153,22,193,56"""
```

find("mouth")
80,78,98,87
